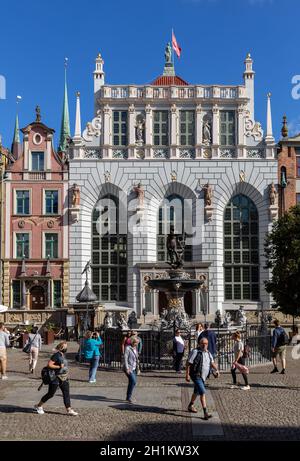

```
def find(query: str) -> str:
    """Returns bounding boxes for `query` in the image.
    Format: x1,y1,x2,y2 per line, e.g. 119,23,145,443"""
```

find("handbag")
22,332,38,354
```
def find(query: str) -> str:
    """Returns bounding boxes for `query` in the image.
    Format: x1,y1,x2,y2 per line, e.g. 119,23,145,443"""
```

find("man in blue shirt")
199,323,217,358
271,319,287,374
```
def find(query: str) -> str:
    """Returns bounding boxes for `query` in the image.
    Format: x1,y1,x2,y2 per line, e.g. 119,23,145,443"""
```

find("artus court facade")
67,47,278,321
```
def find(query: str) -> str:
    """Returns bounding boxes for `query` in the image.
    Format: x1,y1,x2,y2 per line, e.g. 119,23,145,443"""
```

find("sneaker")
204,413,212,420
126,398,136,404
1,375,8,380
34,405,45,415
230,384,239,389
240,385,250,390
280,369,285,374
188,404,198,413
67,408,78,416
89,379,96,383
270,368,279,373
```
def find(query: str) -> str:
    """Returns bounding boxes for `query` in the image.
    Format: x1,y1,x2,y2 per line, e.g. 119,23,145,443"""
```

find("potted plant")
44,322,56,345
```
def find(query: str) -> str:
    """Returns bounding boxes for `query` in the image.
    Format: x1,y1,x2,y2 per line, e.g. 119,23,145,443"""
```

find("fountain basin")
147,278,203,295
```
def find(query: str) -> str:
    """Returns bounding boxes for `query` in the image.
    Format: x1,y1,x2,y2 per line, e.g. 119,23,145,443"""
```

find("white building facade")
68,49,277,321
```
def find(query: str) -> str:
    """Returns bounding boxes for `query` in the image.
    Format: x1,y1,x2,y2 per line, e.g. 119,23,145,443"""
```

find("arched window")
157,194,192,262
224,194,259,301
91,194,127,302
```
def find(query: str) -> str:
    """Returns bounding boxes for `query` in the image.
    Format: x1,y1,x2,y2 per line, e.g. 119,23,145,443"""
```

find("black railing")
96,324,271,371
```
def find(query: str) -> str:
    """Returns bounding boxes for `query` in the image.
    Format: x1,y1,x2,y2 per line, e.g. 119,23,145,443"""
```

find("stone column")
195,104,202,158
212,104,219,158
237,105,246,158
170,104,178,158
145,104,152,158
102,104,112,158
128,104,136,159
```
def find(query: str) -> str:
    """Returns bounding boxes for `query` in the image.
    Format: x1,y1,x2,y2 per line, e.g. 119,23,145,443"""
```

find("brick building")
277,115,300,215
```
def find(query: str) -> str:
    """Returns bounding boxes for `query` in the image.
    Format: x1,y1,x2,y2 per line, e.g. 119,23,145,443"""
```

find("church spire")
11,113,22,159
58,58,71,153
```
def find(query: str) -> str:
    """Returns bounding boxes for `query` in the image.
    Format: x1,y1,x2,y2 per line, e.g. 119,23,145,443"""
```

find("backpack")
41,367,57,385
276,329,289,347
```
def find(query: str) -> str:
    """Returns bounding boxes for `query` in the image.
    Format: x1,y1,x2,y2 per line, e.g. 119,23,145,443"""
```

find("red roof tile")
151,75,189,86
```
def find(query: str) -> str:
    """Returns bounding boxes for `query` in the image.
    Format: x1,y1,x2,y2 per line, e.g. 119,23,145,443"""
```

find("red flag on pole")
172,30,182,58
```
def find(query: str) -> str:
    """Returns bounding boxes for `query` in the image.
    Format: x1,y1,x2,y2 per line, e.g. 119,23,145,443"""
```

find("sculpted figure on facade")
202,183,212,206
135,116,145,145
133,182,145,208
72,184,80,207
202,119,212,145
269,182,277,206
104,311,113,329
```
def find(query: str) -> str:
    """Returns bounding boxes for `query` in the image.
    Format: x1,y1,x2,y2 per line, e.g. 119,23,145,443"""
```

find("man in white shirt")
173,330,185,373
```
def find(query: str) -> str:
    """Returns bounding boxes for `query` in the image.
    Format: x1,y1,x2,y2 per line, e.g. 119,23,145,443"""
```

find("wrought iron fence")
96,323,271,371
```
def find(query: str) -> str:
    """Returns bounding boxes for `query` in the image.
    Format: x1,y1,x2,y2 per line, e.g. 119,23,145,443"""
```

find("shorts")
272,346,286,360
0,347,7,360
191,377,206,396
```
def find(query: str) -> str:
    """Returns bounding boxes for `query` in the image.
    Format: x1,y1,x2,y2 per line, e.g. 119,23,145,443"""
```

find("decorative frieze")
220,148,236,158
179,148,195,159
83,148,102,159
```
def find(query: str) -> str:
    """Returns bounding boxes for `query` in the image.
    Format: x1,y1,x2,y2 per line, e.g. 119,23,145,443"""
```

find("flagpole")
171,28,175,73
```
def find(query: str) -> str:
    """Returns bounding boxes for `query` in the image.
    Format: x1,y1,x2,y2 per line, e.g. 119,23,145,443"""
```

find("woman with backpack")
83,330,103,383
34,341,78,416
230,331,250,390
25,326,42,374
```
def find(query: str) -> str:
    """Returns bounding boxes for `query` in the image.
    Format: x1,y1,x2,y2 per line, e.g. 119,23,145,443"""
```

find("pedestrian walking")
25,326,42,374
271,319,288,374
0,322,10,380
121,330,134,355
34,341,78,416
186,337,220,420
173,329,185,373
123,337,139,403
230,331,250,390
195,323,204,341
199,323,217,358
83,330,103,383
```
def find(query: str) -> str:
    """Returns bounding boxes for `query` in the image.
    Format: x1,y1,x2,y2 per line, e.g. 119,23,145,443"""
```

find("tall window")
297,156,300,177
153,111,168,146
296,193,300,204
16,233,29,258
12,280,21,308
113,111,127,146
53,280,62,307
180,111,195,146
224,195,259,301
157,195,192,262
45,190,58,214
220,111,235,146
92,195,127,302
45,234,58,258
16,190,30,215
31,152,44,171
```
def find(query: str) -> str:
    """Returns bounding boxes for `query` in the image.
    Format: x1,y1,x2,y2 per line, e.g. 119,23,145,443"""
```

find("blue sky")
0,0,300,148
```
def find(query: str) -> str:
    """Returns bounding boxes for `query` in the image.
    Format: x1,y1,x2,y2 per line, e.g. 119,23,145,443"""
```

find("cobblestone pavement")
0,341,299,441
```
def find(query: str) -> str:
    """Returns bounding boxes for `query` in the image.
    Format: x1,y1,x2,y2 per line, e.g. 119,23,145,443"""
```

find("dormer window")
31,152,44,171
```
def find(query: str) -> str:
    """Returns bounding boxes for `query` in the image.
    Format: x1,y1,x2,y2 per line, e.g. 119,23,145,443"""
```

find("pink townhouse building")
2,108,69,312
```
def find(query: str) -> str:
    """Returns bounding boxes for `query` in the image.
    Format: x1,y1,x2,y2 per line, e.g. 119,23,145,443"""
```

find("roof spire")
265,92,274,144
11,112,22,159
73,91,82,142
281,115,288,138
58,58,71,153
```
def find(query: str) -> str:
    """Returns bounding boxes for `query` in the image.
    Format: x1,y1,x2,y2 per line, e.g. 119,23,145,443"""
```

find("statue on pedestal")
236,306,247,327
104,311,113,329
72,184,80,207
223,311,233,328
116,312,128,330
203,183,212,206
133,182,145,208
166,226,186,269
269,182,277,206
165,42,172,64
135,117,145,145
203,120,211,145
